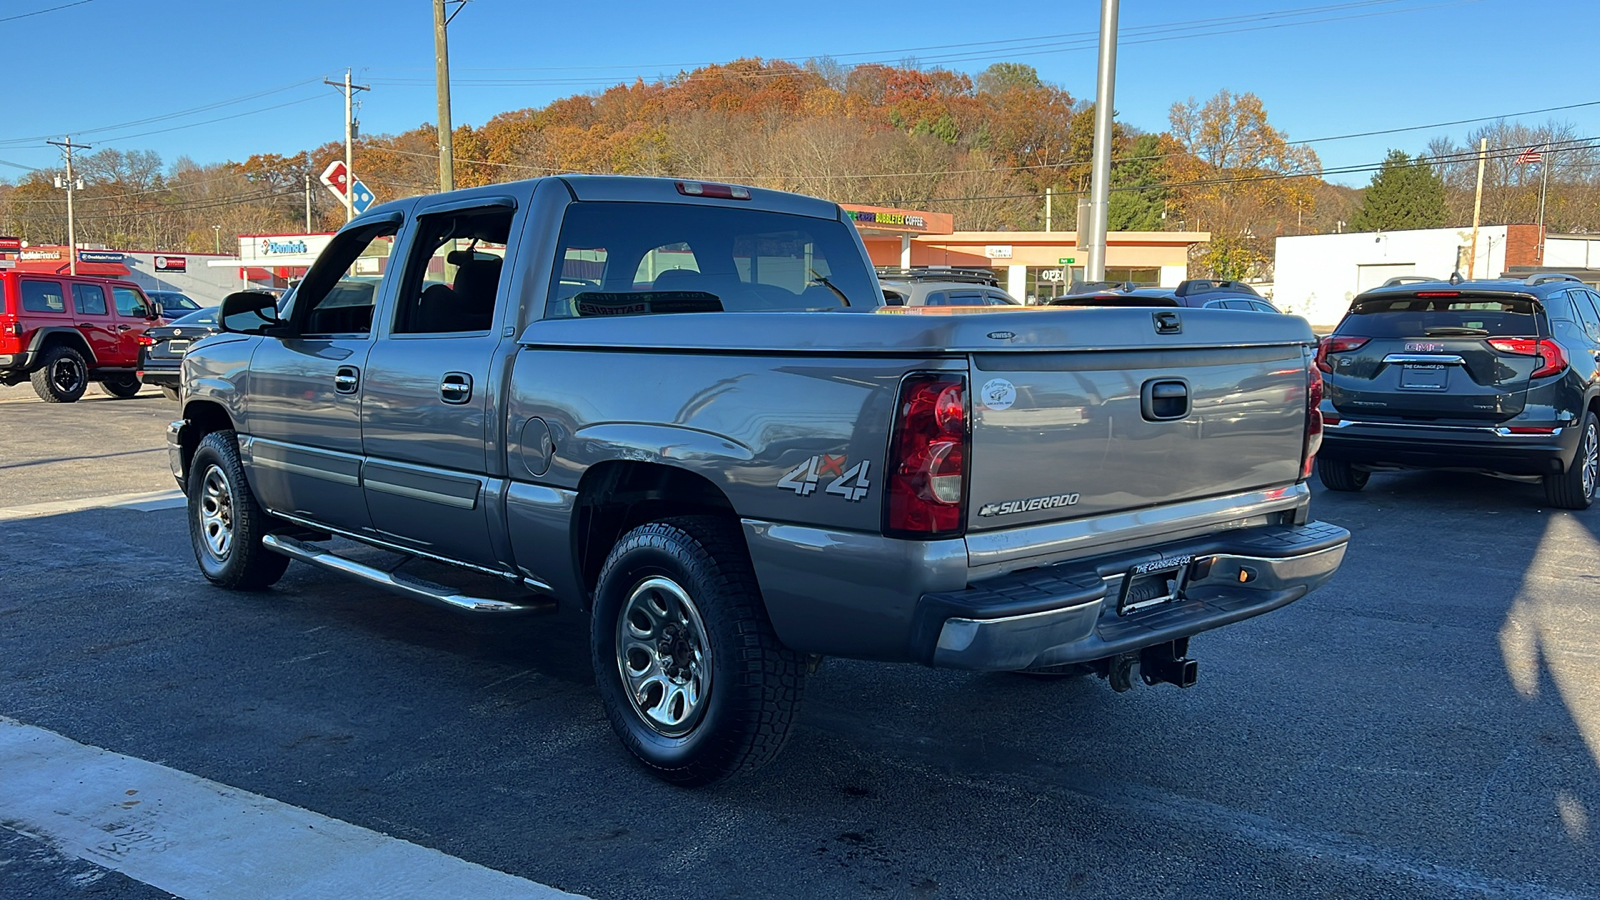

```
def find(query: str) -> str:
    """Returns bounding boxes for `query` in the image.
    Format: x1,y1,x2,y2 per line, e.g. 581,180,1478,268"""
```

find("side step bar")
261,534,554,614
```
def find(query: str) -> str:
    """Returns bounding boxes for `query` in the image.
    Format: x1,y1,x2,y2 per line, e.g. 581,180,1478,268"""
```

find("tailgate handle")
1153,311,1183,334
1142,379,1190,421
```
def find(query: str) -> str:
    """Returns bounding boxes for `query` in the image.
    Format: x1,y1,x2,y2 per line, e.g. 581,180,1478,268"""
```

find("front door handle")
334,365,360,394
440,372,472,404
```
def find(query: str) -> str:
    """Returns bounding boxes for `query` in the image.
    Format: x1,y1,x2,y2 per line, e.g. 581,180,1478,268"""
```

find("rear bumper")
1320,419,1580,474
0,349,37,380
914,521,1349,671
139,360,181,388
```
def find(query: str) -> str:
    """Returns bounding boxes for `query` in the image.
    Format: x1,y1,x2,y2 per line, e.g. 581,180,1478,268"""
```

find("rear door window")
1338,294,1539,337
72,283,108,316
545,202,875,317
21,280,66,313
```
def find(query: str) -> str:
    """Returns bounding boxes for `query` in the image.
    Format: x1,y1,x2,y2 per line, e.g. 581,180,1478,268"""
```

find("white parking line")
0,489,186,521
0,718,586,900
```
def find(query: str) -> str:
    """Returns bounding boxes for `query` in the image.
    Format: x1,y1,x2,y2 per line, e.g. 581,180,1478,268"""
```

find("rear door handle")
116,324,132,332
334,366,360,394
440,372,472,404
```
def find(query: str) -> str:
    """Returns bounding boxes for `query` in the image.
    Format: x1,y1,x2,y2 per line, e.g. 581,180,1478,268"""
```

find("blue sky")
0,0,1591,188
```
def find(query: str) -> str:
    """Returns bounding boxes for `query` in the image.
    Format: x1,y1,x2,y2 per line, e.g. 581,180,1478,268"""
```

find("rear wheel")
1317,457,1369,492
29,345,88,403
591,516,804,786
1545,411,1598,510
99,374,142,398
187,430,289,590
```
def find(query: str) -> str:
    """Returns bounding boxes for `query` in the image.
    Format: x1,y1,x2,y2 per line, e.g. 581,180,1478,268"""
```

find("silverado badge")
978,492,1080,517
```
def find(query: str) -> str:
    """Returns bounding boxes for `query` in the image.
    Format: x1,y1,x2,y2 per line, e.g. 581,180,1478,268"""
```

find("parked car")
1047,279,1281,313
0,271,163,402
139,307,219,402
1316,273,1600,508
146,290,204,318
877,267,1021,307
169,176,1347,785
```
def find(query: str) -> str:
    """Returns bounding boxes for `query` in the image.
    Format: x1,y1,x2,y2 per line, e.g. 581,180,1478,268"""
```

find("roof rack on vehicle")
1172,279,1263,298
1524,273,1583,286
1064,279,1135,295
1381,275,1440,287
875,266,999,286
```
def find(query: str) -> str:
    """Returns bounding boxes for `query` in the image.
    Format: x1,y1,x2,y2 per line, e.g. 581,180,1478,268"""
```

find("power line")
0,0,97,25
0,77,328,147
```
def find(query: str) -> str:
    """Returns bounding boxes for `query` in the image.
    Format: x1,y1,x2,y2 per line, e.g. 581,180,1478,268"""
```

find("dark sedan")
137,307,217,401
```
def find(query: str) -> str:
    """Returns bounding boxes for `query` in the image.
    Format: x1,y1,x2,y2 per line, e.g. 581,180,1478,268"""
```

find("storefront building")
3,244,241,305
841,203,1209,303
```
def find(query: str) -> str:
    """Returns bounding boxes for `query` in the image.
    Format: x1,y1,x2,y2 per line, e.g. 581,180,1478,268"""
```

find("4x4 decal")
777,454,871,501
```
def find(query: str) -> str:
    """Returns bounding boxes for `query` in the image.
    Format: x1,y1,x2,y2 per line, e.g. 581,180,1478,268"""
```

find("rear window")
171,308,218,327
545,202,877,317
1339,294,1540,338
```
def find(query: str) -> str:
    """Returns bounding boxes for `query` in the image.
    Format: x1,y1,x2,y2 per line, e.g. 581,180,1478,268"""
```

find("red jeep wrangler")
0,271,164,402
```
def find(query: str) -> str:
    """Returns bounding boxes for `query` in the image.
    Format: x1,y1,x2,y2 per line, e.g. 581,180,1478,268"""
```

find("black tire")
159,385,180,402
1545,411,1598,510
99,374,142,399
590,516,805,786
1317,456,1369,492
29,344,88,403
187,430,289,590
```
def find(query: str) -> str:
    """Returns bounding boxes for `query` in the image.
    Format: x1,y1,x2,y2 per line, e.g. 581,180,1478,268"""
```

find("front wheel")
591,517,805,786
99,374,142,398
1317,457,1369,492
187,430,289,590
1545,411,1598,510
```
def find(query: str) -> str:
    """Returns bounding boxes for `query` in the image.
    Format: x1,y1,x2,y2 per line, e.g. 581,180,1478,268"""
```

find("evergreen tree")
1108,134,1168,231
1351,149,1448,231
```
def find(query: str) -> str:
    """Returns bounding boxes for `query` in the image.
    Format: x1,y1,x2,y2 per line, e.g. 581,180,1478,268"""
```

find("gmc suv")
1316,273,1600,508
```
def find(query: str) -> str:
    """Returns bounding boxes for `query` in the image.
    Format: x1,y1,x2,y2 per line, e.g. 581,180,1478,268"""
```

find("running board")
261,534,554,614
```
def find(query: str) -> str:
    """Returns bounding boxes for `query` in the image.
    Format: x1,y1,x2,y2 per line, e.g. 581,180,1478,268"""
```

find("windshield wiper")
808,269,850,308
1423,326,1490,336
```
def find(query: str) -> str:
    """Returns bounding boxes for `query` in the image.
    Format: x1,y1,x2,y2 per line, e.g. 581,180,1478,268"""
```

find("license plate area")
166,340,190,353
1118,555,1191,615
1399,364,1448,390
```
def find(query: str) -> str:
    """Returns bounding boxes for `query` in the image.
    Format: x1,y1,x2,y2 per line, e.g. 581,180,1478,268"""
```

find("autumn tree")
1350,150,1447,231
1167,90,1319,278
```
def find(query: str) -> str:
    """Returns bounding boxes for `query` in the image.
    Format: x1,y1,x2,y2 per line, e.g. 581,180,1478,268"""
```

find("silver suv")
877,267,1021,307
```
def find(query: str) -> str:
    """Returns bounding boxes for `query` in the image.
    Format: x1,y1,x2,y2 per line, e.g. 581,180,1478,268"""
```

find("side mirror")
147,301,164,320
219,290,285,335
882,291,905,307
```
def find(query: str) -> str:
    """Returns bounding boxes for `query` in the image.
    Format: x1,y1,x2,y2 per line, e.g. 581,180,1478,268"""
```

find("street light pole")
47,136,89,276
1084,0,1119,282
434,0,457,193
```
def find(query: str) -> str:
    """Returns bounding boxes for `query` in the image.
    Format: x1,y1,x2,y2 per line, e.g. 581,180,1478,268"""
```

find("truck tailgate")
968,341,1312,530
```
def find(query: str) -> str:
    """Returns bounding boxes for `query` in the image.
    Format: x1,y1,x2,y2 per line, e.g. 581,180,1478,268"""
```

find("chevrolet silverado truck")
167,176,1349,785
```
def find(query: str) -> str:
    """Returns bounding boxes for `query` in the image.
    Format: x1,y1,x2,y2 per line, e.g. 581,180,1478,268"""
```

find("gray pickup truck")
168,176,1349,784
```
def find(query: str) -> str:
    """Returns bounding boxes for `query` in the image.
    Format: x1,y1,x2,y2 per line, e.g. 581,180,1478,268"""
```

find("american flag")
1515,145,1544,165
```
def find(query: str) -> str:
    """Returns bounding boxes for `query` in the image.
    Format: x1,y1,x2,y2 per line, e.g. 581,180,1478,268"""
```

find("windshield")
545,202,877,318
1339,294,1540,337
171,308,218,327
151,292,201,311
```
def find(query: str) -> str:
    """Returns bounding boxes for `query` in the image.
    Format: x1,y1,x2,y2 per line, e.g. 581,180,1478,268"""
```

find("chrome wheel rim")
1583,421,1598,500
616,576,712,737
51,357,82,393
198,464,235,560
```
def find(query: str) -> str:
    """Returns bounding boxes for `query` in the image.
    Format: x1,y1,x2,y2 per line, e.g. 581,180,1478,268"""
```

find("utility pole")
304,171,313,231
324,69,370,222
434,0,466,193
1468,138,1486,278
47,136,89,275
1536,146,1551,264
1084,0,1119,281
1044,186,1053,232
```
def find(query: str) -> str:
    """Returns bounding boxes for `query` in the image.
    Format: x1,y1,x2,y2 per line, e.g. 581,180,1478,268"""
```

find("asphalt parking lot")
2,383,1598,900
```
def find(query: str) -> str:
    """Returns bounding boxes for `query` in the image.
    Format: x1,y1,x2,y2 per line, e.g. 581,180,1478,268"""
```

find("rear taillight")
1487,338,1568,379
1315,336,1369,373
137,335,156,346
885,373,968,537
1302,364,1324,480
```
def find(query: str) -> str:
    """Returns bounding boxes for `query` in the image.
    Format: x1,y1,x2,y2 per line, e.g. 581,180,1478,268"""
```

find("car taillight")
1302,364,1324,480
1315,336,1369,373
137,335,156,346
885,373,967,537
1487,338,1568,378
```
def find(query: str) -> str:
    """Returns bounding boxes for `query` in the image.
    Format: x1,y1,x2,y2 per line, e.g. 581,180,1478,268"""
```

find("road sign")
1058,257,1076,265
320,160,349,197
349,178,376,215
